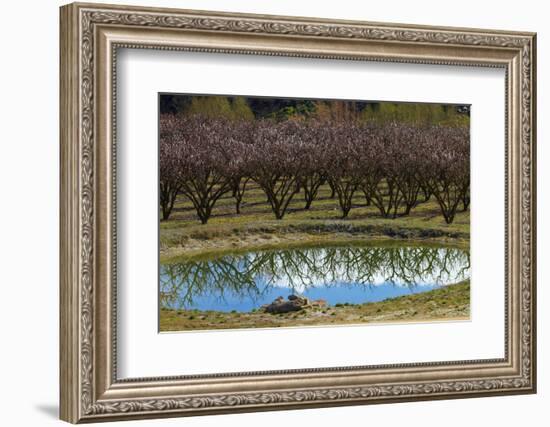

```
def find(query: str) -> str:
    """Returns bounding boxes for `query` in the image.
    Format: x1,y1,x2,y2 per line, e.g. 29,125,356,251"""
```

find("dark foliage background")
160,94,470,124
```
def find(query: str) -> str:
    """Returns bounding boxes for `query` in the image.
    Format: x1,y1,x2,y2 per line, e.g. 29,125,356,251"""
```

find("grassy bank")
160,280,470,332
160,182,470,262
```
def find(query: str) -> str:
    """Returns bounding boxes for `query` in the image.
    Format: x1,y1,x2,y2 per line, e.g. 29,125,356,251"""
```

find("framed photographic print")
60,2,537,423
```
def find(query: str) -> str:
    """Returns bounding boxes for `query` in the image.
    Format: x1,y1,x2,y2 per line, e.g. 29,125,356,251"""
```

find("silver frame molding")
60,2,536,423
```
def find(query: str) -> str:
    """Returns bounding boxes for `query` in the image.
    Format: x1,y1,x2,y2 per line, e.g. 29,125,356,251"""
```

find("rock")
262,295,308,314
260,295,327,314
310,299,327,308
264,300,303,314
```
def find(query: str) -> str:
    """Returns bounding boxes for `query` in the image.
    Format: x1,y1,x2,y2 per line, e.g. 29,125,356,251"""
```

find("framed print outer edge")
59,2,537,423
60,4,81,424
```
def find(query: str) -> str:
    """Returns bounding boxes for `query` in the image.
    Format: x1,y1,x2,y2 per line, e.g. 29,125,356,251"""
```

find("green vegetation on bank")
160,280,470,331
160,182,469,261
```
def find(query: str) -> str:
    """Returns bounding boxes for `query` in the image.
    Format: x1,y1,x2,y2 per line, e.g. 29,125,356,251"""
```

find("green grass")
160,182,469,261
159,280,470,331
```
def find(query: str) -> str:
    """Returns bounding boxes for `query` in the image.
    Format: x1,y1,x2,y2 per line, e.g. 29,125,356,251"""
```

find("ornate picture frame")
60,2,536,423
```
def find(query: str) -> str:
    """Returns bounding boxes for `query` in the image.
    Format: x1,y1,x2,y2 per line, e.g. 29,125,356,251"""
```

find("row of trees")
160,114,469,224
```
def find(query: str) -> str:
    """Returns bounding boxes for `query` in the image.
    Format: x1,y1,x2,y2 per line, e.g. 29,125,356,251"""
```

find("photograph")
158,94,471,331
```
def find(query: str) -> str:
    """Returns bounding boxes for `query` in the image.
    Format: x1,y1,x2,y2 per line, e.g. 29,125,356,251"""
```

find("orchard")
160,114,469,224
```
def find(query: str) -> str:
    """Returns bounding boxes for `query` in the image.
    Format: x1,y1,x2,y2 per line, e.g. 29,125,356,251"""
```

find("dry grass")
160,183,470,261
160,280,470,331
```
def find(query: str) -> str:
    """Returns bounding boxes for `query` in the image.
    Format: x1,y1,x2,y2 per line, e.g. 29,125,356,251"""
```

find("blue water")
160,244,470,313
164,281,441,312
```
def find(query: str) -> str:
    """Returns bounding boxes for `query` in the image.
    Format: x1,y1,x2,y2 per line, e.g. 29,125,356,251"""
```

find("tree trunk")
159,184,178,221
162,207,170,221
462,193,470,211
329,181,336,199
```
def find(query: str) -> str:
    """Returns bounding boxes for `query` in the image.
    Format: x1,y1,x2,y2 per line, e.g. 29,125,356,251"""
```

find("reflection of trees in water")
160,256,272,309
160,246,470,309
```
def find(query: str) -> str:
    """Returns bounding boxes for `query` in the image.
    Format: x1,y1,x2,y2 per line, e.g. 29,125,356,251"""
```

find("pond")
160,244,470,313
